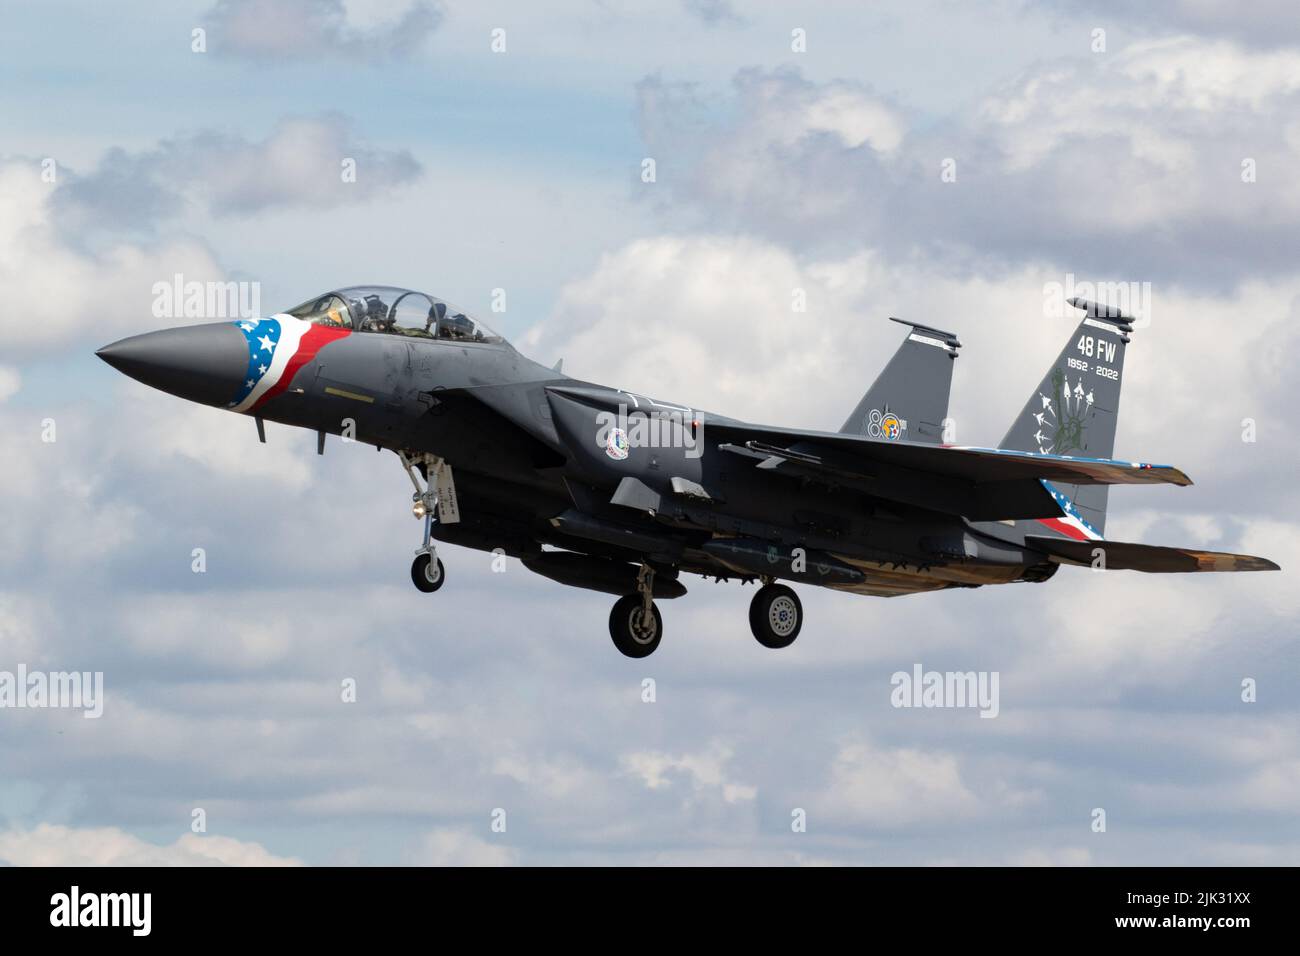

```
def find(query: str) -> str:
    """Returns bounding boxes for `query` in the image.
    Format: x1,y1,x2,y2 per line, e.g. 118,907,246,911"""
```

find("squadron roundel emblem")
881,413,902,440
867,408,906,441
605,427,630,461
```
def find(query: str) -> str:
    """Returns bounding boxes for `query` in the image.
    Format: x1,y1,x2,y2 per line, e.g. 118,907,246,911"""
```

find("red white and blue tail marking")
1035,480,1103,542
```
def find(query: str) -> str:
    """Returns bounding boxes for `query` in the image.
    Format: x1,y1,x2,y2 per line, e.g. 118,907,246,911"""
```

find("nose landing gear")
412,551,445,593
399,450,456,594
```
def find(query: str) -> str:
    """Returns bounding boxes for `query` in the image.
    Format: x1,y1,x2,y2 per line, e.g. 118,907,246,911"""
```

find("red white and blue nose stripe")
227,315,350,413
228,317,284,410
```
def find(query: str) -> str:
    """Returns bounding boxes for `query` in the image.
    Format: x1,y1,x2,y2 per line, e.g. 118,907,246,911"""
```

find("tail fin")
840,318,960,443
1000,298,1134,536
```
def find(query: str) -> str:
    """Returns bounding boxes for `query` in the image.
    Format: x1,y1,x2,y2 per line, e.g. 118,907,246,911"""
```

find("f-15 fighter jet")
98,287,1277,657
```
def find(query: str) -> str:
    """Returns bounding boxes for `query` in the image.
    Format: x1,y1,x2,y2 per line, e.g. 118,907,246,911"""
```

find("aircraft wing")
708,420,1190,521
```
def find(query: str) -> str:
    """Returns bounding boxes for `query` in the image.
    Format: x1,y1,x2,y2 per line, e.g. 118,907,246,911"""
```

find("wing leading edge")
708,420,1189,522
709,420,1189,487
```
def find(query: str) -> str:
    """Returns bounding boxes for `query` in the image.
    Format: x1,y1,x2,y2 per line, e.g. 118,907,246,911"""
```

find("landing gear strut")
609,563,663,658
749,582,802,648
400,451,450,594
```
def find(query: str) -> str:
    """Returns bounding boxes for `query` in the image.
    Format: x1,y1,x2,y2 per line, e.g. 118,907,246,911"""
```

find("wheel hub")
768,596,798,637
630,608,657,644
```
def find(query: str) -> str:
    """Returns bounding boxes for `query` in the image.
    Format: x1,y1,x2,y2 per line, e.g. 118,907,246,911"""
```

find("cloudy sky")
1,0,1297,865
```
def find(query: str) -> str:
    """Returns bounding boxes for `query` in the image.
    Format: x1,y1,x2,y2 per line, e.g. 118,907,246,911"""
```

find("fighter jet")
97,287,1277,657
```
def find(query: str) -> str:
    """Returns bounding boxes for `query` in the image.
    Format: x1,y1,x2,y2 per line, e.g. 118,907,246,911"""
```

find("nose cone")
97,323,249,408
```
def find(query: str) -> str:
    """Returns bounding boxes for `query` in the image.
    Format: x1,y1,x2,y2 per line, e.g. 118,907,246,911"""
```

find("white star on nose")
258,334,276,353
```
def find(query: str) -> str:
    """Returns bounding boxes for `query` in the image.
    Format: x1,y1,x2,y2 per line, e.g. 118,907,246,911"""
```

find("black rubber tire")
609,594,663,658
411,554,445,593
749,584,802,648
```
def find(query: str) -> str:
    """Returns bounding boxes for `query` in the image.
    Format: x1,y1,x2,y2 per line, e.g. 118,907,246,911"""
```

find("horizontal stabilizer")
1026,535,1279,573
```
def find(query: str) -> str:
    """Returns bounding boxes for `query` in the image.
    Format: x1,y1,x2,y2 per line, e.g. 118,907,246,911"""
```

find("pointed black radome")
97,323,249,408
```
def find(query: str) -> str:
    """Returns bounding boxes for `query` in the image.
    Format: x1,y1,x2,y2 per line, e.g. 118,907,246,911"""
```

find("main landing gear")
400,450,449,594
606,568,804,658
749,581,802,649
609,563,662,658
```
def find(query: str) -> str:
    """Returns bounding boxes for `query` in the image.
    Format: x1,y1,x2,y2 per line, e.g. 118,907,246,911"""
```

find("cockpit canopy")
284,286,505,345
